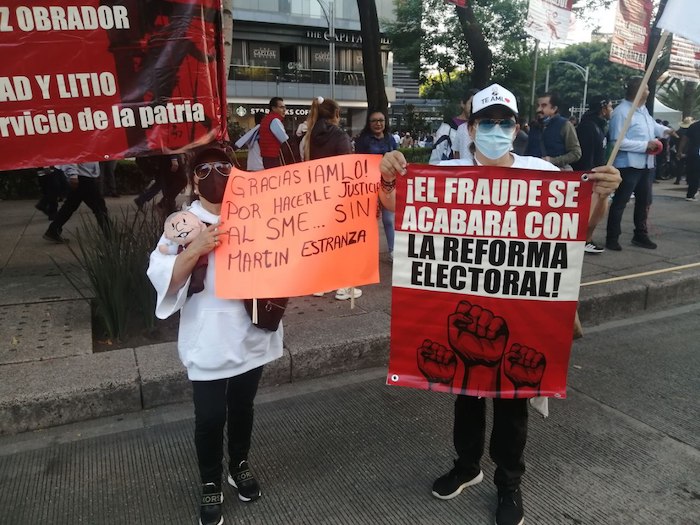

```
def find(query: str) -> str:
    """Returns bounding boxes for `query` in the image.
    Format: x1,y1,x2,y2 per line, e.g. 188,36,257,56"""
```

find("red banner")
386,165,592,398
668,35,700,82
0,1,227,171
609,0,654,71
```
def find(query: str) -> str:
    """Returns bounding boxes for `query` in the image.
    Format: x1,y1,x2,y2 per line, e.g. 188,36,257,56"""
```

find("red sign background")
0,0,226,170
387,164,592,399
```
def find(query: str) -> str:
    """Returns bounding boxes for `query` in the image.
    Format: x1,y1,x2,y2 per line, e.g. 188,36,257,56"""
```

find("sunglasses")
477,119,516,131
194,161,233,179
370,118,385,123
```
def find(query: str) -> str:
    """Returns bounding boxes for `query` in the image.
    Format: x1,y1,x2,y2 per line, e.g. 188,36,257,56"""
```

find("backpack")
429,122,458,164
280,134,303,165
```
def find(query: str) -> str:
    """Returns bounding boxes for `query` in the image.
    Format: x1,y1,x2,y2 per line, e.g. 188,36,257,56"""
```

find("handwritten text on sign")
215,154,382,298
387,165,593,399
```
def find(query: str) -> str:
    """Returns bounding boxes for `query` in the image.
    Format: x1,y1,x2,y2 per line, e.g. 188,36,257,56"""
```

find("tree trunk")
645,0,668,115
682,81,697,118
454,4,492,88
357,0,388,114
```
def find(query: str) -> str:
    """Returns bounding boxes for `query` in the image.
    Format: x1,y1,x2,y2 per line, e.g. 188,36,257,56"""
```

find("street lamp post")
315,0,336,99
544,60,590,118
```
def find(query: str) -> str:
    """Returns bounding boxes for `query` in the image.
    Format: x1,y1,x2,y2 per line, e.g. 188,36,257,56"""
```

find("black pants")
606,167,653,242
48,176,108,234
686,156,700,198
99,161,118,196
453,395,528,492
192,366,264,484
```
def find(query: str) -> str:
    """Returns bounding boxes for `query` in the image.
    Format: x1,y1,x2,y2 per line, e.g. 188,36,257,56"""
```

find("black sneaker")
43,229,69,244
496,488,524,525
228,460,261,502
431,463,484,500
631,235,657,249
199,482,223,525
605,239,622,251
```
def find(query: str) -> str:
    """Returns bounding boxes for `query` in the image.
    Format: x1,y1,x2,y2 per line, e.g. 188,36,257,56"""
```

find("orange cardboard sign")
215,154,382,298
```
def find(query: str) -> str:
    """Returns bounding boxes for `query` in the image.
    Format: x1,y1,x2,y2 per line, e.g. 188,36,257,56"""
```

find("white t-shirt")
453,122,473,159
439,153,560,171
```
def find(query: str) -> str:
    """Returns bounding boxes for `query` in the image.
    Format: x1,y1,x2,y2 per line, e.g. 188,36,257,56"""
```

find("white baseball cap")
471,83,519,117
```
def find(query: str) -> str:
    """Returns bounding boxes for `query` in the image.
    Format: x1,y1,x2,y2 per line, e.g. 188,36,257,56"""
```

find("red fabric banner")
386,165,593,398
609,0,654,71
0,0,227,171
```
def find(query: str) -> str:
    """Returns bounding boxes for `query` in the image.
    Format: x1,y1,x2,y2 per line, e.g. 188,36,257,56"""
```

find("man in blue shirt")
606,77,671,251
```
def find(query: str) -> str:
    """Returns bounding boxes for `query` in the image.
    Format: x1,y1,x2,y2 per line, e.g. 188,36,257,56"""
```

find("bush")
399,147,431,164
66,207,162,342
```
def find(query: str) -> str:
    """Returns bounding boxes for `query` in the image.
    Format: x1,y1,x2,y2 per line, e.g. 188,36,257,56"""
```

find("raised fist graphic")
417,339,457,384
504,343,546,388
448,301,509,367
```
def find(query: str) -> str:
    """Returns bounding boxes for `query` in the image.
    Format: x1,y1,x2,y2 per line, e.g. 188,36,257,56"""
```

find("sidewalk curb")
1,271,698,436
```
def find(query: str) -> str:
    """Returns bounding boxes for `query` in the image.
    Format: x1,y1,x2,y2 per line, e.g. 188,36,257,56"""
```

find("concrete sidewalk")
1,180,699,434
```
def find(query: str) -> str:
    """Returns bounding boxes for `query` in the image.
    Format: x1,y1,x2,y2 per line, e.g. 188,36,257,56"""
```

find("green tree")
542,41,632,116
657,79,700,118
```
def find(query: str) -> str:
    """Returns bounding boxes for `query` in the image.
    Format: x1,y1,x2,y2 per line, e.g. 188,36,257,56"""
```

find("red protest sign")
0,0,227,171
386,164,592,399
609,0,654,71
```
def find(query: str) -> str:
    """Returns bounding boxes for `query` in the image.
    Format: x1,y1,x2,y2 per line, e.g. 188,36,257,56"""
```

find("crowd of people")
33,76,694,525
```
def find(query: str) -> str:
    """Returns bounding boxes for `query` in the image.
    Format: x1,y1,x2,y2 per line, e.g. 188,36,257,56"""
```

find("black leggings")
192,366,264,484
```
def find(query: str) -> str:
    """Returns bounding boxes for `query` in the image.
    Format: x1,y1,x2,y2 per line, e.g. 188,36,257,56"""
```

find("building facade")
230,0,396,137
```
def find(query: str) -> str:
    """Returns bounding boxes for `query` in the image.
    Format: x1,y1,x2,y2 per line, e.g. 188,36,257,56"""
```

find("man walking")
43,162,108,244
259,97,289,169
606,77,671,250
525,92,581,170
573,95,614,253
677,118,700,201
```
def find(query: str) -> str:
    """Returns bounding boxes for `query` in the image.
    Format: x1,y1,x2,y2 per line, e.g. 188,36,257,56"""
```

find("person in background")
355,110,398,260
525,92,582,170
134,153,189,216
400,132,414,149
392,129,401,146
147,147,283,525
306,96,360,301
35,166,67,221
674,117,695,185
235,113,264,171
606,77,672,251
677,117,700,201
379,83,621,525
99,160,120,198
572,95,614,254
259,97,289,169
43,162,109,244
453,88,481,160
512,118,529,156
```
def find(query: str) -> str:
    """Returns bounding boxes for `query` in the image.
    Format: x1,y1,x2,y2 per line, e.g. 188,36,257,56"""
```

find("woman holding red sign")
379,83,621,525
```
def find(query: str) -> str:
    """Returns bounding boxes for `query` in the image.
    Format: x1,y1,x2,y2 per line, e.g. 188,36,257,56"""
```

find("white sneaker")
335,287,362,300
312,291,328,297
584,242,605,254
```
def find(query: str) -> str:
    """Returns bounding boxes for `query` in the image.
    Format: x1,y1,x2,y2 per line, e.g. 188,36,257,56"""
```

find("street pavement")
0,303,698,524
0,179,699,435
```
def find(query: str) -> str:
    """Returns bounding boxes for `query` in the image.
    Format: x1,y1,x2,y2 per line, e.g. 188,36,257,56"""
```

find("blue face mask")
475,125,514,160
